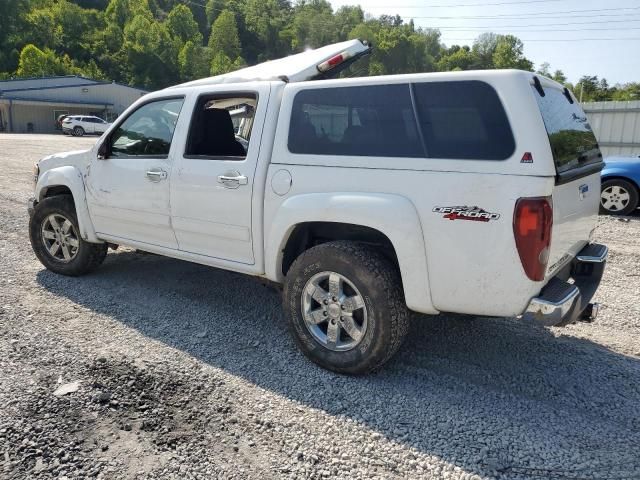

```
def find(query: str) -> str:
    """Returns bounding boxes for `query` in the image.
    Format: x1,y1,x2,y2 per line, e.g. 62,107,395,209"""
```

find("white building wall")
8,104,89,133
583,100,640,158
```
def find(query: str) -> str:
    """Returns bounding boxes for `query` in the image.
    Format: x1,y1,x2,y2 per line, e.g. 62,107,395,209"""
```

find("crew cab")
28,40,608,374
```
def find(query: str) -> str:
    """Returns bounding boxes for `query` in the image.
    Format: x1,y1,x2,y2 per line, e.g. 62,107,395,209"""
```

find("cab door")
86,96,185,249
170,84,271,264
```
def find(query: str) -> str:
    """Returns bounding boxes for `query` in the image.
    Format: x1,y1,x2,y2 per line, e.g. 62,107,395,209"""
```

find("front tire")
283,241,409,374
600,179,639,216
29,195,107,276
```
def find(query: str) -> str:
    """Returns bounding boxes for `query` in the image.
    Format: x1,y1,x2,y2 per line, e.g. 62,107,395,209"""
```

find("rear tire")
29,195,107,276
600,179,638,216
283,241,409,374
73,126,85,137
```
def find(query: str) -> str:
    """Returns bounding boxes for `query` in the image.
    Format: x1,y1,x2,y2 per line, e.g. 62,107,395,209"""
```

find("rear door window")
532,85,601,174
184,93,257,159
288,84,424,158
412,81,515,160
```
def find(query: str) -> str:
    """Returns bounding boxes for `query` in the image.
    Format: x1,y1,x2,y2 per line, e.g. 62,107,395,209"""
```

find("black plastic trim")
183,155,245,161
555,161,604,185
533,76,545,97
563,87,574,104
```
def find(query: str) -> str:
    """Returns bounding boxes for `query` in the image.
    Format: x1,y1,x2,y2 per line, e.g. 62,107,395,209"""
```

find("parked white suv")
29,40,607,373
62,115,110,137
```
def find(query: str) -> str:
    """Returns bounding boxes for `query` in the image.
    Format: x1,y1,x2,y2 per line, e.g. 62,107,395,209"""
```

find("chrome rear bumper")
522,243,607,327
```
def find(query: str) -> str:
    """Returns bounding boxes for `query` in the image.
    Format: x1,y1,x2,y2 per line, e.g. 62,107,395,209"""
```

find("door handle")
146,168,168,182
218,172,248,189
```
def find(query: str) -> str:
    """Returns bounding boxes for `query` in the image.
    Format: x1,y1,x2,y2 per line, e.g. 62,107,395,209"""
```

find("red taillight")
317,50,352,73
513,197,553,281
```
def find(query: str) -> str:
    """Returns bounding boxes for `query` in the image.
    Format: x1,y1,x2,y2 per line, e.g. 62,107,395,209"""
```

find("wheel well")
602,176,639,193
282,222,400,276
42,185,73,199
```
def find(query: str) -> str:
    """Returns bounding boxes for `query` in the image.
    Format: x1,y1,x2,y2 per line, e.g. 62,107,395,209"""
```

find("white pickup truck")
29,40,608,373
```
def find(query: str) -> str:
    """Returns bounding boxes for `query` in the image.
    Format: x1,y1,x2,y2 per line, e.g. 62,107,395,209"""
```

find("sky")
328,0,640,85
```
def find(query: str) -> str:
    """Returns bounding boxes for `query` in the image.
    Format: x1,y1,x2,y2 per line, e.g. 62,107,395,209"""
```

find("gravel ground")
1,133,639,480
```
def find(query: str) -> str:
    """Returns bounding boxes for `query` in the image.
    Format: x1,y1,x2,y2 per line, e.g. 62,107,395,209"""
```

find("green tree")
0,0,30,73
537,62,551,77
611,83,640,101
575,75,612,102
105,0,152,28
291,0,337,50
334,5,364,41
16,43,80,76
26,0,104,64
205,0,225,26
121,11,179,88
208,9,241,59
552,70,567,84
166,4,202,44
492,35,533,70
471,32,500,69
437,45,474,71
369,20,435,75
241,0,292,62
210,52,244,75
178,40,211,80
0,0,608,92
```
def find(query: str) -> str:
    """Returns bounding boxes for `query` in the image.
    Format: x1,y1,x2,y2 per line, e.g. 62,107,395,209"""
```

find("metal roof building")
0,76,147,134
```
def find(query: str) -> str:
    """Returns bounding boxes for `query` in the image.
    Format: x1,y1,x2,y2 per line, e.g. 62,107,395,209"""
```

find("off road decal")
432,206,500,222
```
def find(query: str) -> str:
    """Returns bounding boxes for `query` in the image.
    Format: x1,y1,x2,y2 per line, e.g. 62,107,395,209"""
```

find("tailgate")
548,172,600,276
530,80,604,277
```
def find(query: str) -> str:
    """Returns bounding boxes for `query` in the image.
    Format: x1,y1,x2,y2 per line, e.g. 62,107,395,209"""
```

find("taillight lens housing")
513,197,553,281
317,50,352,73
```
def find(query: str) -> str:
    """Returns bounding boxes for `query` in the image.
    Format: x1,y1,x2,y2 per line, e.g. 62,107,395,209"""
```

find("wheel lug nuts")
323,299,328,305
341,305,345,310
332,296,337,302
323,311,328,316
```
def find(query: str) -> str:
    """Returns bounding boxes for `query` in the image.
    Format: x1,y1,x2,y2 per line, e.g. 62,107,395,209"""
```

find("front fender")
265,192,437,315
35,166,100,243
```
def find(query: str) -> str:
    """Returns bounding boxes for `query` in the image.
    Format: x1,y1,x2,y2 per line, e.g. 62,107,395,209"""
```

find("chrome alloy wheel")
601,185,630,212
301,271,367,352
41,213,79,262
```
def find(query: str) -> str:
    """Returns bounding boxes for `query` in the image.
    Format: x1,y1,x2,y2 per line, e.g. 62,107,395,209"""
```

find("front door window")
110,98,184,158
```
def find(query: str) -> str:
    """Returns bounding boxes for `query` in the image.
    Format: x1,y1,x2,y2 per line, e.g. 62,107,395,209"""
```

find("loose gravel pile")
1,134,639,480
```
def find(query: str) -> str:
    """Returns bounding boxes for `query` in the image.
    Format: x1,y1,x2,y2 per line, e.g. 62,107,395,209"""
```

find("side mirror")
97,140,108,160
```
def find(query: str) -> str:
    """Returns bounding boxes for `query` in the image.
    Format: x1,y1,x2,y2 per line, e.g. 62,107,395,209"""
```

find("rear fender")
35,166,100,243
265,192,437,314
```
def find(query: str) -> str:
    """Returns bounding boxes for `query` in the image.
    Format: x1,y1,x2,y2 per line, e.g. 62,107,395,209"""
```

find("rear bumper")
522,243,608,326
